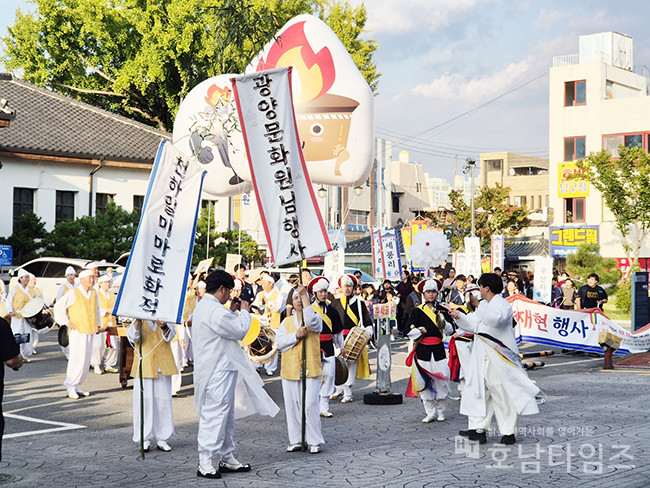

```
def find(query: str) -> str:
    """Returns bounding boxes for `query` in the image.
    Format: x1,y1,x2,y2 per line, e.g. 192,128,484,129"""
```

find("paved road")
1,334,648,487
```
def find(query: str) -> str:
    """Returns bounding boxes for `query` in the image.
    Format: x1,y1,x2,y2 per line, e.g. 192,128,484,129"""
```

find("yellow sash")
341,296,359,326
311,303,333,333
419,303,438,324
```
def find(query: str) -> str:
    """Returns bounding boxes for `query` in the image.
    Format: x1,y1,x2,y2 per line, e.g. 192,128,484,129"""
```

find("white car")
8,257,123,304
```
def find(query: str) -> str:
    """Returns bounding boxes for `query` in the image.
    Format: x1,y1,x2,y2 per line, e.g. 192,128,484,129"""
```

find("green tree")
42,202,139,260
193,205,264,266
565,243,621,286
573,146,650,276
2,0,379,131
0,212,48,265
425,184,531,251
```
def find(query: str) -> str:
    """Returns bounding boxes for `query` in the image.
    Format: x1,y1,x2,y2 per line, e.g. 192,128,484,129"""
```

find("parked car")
9,257,123,304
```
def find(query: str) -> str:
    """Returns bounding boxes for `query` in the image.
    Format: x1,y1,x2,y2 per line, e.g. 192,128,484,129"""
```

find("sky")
2,0,650,183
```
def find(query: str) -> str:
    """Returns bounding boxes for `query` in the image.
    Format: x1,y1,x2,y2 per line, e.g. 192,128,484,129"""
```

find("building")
0,73,168,238
425,174,451,208
548,31,650,264
390,151,430,226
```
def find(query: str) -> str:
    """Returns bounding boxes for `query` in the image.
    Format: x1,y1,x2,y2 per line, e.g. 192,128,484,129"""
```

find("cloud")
535,9,569,30
410,59,531,102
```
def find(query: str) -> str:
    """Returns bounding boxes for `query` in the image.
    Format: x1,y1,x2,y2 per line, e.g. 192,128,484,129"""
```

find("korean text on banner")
491,234,505,272
464,236,482,278
533,257,553,303
231,67,331,266
372,227,401,280
114,140,206,323
323,230,345,282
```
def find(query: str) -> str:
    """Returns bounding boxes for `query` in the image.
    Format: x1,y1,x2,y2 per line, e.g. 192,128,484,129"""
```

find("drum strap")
341,297,359,326
419,303,444,332
311,303,333,332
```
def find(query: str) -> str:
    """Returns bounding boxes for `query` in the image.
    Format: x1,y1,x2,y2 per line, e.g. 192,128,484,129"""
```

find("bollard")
603,347,614,370
520,350,555,359
523,360,545,370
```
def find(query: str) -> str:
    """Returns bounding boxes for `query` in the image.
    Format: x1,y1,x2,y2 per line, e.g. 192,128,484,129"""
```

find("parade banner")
371,227,402,281
401,220,428,272
464,236,482,278
114,140,206,323
231,67,331,266
508,295,650,355
491,234,505,271
532,257,553,303
323,230,345,282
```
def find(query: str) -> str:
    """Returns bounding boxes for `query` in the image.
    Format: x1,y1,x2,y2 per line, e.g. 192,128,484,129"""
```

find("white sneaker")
76,390,90,397
309,445,321,454
286,443,303,452
341,397,353,403
94,365,103,375
320,411,333,418
156,440,172,452
421,413,436,423
67,391,79,400
436,413,446,422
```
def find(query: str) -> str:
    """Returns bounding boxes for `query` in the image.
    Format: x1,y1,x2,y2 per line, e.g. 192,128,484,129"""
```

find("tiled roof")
0,73,170,163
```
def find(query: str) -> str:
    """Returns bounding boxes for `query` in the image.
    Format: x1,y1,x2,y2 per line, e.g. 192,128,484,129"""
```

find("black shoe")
218,461,251,473
468,431,487,444
459,429,477,437
499,434,516,445
197,466,221,479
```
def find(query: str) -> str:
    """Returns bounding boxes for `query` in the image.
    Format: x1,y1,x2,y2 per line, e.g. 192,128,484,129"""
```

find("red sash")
320,333,332,341
405,336,442,367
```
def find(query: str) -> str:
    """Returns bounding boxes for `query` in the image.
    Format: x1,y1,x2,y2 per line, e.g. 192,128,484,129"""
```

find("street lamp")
463,158,477,236
353,186,363,196
317,186,327,198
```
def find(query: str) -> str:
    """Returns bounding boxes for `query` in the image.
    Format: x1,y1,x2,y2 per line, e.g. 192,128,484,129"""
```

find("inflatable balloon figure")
242,14,375,187
173,74,251,197
407,229,450,270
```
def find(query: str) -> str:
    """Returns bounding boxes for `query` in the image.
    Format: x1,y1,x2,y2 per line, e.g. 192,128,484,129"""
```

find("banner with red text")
231,67,331,266
371,227,402,281
508,295,650,355
114,140,206,323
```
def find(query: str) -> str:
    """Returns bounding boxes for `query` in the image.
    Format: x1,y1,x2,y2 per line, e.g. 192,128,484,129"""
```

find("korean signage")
231,67,331,266
491,234,505,272
372,227,402,281
558,162,589,198
323,230,345,282
532,257,554,303
400,220,428,272
464,236,482,278
114,140,206,322
550,226,599,258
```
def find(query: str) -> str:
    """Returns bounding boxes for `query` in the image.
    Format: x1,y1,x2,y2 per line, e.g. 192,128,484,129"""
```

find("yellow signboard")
558,162,589,198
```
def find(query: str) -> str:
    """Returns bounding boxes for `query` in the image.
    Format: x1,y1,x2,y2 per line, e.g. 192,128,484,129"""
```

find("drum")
334,355,349,385
21,297,45,319
341,326,371,364
245,326,278,364
26,310,55,333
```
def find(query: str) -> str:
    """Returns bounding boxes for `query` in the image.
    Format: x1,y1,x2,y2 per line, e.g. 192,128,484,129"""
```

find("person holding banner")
193,270,279,479
54,269,101,399
450,273,539,445
252,275,285,376
126,318,177,452
276,285,324,453
405,279,453,422
330,274,372,403
308,277,344,418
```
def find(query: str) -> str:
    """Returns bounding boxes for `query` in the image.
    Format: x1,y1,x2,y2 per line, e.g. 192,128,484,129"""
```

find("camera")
14,333,30,344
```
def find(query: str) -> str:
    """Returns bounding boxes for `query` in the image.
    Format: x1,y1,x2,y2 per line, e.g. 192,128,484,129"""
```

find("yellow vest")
12,286,35,318
265,289,282,329
98,289,116,329
182,289,197,323
131,321,178,378
280,314,322,381
69,288,99,335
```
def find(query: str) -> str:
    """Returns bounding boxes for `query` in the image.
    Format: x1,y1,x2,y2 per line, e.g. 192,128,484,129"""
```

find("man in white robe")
54,266,78,359
193,270,279,479
6,269,36,359
276,286,324,453
450,273,539,445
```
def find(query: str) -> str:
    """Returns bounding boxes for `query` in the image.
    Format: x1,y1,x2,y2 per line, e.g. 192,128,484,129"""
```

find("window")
564,198,585,223
603,132,650,158
22,261,48,278
392,193,400,213
565,80,586,106
56,191,75,224
133,195,144,215
564,136,586,161
514,196,527,208
43,261,76,278
95,193,114,214
13,187,34,229
486,159,503,171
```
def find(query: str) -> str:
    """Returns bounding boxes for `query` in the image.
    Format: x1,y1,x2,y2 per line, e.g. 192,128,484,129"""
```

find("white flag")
231,67,331,266
114,140,206,322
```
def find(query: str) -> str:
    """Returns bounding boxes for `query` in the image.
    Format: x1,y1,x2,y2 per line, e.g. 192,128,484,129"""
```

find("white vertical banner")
533,256,554,303
491,234,505,271
114,140,206,322
453,252,465,276
464,236,482,278
231,67,331,266
372,227,402,281
323,230,345,282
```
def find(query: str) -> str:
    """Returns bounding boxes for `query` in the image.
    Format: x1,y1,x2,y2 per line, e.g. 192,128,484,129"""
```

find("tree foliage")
565,243,621,286
0,212,48,265
573,146,650,275
2,0,380,131
41,202,139,261
193,205,265,266
425,184,531,251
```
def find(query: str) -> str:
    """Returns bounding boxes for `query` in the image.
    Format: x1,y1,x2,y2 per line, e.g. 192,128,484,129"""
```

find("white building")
549,32,650,266
425,174,451,208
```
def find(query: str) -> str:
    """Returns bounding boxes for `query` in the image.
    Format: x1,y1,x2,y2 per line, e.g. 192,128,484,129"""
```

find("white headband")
79,270,94,279
65,266,76,276
262,275,275,284
17,269,29,279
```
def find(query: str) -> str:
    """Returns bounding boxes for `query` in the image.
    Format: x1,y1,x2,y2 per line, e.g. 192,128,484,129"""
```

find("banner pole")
300,310,307,451
138,320,145,459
